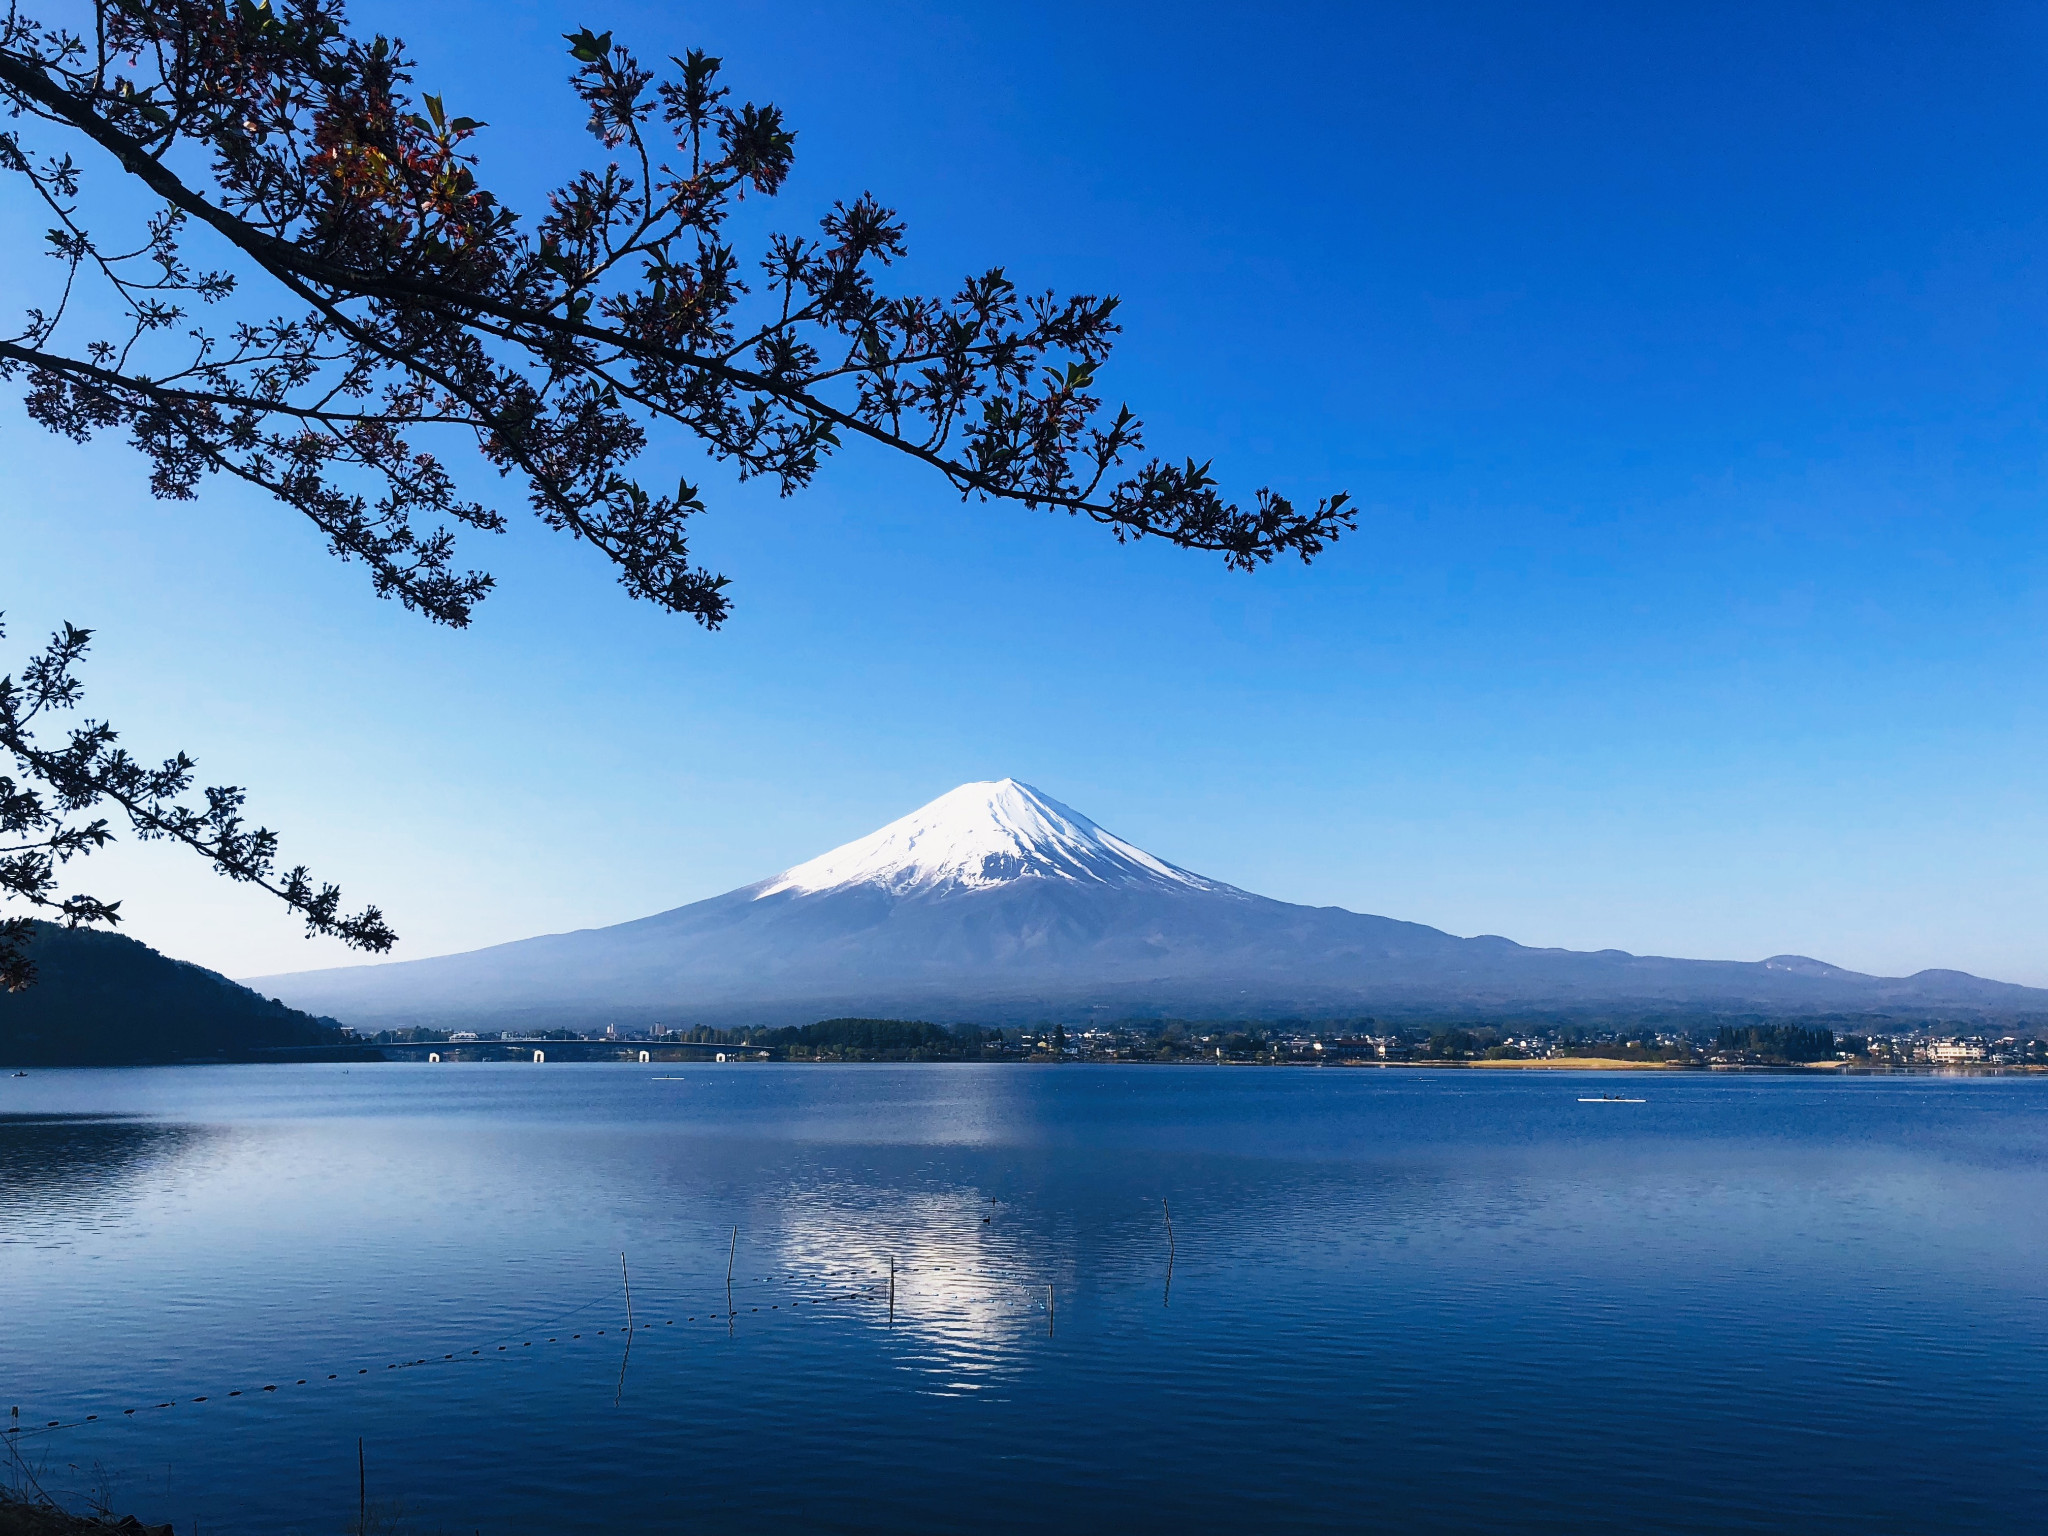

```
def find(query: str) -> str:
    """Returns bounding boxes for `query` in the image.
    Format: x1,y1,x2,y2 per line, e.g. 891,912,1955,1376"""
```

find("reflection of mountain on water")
722,1153,1478,1395
766,1183,1044,1393
0,1115,221,1239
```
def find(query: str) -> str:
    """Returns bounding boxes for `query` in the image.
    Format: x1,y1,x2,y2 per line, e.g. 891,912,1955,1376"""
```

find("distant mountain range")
249,779,2048,1030
2,922,349,1065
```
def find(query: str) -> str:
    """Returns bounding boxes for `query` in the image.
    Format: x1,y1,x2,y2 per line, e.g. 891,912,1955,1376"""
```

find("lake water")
4,1064,2046,1534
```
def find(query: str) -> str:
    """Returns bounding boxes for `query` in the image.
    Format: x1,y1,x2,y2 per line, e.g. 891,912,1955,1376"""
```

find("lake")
4,1064,2045,1533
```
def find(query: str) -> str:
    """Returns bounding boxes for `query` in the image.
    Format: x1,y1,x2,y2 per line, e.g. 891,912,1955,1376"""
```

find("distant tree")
0,0,1353,982
1714,1024,1835,1062
738,1017,974,1059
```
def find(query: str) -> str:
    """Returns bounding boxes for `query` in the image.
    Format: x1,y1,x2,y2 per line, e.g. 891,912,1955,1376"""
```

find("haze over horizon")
11,0,2048,984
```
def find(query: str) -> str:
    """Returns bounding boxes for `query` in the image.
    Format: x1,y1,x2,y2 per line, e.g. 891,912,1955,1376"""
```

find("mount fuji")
251,779,2048,1028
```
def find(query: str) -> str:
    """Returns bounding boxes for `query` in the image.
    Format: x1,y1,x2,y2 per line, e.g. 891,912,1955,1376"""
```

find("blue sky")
9,0,2048,983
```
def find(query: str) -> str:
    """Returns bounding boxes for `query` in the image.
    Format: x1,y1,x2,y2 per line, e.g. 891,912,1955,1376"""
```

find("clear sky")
9,0,2048,984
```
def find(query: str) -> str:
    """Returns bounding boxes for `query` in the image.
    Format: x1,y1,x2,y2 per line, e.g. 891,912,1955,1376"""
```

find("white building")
1926,1040,1987,1063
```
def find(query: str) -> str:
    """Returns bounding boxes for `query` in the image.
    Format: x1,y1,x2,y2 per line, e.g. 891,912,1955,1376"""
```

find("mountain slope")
250,779,2048,1027
2,922,349,1065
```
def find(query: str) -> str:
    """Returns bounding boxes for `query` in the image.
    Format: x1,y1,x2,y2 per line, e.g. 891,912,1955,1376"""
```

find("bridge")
258,1037,782,1061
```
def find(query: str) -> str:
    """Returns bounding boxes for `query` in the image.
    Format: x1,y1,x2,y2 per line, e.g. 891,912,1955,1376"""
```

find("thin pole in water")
616,1252,635,1407
1047,1283,1055,1336
357,1437,365,1536
1162,1197,1176,1307
727,1226,738,1333
888,1256,895,1325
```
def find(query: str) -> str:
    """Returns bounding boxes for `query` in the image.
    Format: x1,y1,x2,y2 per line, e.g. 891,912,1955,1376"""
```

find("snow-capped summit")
753,778,1232,900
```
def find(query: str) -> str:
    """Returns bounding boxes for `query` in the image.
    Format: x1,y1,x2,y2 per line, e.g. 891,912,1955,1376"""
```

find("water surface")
3,1064,2044,1533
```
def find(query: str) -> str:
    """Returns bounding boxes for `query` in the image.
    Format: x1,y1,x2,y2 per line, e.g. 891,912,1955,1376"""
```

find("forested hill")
0,923,349,1066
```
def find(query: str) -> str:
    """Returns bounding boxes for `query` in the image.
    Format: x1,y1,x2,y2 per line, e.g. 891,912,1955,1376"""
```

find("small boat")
1579,1093,1644,1103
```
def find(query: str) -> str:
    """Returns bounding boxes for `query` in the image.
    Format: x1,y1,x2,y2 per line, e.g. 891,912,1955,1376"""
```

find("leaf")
236,0,283,38
564,28,614,63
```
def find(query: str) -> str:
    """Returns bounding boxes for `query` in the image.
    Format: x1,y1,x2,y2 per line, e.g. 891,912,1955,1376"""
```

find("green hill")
0,922,350,1066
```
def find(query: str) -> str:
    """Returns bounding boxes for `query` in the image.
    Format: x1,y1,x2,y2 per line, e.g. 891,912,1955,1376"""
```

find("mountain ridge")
2,922,351,1065
249,779,2048,1028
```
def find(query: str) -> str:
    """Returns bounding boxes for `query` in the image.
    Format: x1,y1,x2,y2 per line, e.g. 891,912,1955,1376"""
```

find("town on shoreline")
326,1017,2048,1072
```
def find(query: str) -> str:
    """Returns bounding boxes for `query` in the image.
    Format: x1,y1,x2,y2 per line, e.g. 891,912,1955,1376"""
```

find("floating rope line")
6,1263,1072,1441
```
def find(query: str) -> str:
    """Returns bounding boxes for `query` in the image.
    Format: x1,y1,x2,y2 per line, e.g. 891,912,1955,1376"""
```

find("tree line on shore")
10,923,2047,1066
356,1014,2048,1066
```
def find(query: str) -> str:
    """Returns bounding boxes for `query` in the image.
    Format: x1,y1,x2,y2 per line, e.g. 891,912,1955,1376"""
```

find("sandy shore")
1464,1056,1687,1070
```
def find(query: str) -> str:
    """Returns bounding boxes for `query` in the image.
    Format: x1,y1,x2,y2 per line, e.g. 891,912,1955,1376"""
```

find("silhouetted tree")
0,1,1353,981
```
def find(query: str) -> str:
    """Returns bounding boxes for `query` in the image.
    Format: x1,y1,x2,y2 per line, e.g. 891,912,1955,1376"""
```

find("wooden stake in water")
357,1437,365,1536
727,1226,738,1331
888,1256,895,1325
1047,1282,1055,1336
1162,1197,1176,1307
616,1250,636,1406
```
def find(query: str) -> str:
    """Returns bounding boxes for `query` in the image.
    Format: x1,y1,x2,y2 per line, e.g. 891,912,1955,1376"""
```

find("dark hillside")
0,922,348,1066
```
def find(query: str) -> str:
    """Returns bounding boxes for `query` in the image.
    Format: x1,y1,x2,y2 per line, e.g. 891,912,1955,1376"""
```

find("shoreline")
10,1054,2044,1076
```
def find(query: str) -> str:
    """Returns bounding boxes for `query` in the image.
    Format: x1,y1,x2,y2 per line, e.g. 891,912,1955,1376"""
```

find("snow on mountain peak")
754,779,1231,900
